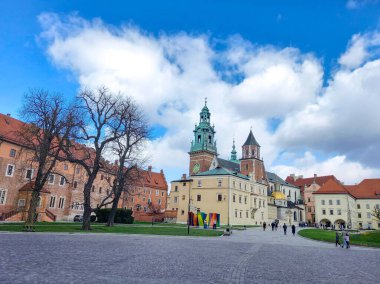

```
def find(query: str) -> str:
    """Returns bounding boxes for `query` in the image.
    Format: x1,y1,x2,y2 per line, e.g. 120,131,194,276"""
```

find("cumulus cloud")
37,13,380,184
272,152,378,184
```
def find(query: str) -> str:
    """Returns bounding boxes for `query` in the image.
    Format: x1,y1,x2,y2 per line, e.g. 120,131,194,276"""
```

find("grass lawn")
298,229,380,248
0,222,223,237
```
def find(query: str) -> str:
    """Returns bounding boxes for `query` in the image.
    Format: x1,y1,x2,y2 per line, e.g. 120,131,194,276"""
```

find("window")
48,174,55,184
101,174,104,180
322,209,326,215
233,181,235,188
181,210,185,215
217,194,222,202
244,196,247,204
197,180,202,187
235,210,237,218
218,179,222,187
357,204,361,209
73,181,78,189
337,209,341,215
263,201,265,208
336,200,340,205
49,196,56,208
18,199,26,207
321,200,325,205
328,200,332,205
148,198,151,204
59,176,65,186
367,212,371,219
246,211,249,218
259,200,261,208
158,199,161,205
358,213,362,218
25,169,34,180
308,207,311,212
131,197,134,202
58,197,65,209
106,189,109,195
156,190,159,196
307,198,310,202
182,195,185,200
174,197,178,203
0,189,7,204
99,187,102,194
76,167,81,174
239,195,242,203
9,149,16,157
64,164,68,170
5,164,15,177
92,186,95,192
366,204,370,209
329,209,334,215
239,211,242,218
233,195,236,202
197,194,201,202
144,207,147,212
161,192,165,197
175,186,178,192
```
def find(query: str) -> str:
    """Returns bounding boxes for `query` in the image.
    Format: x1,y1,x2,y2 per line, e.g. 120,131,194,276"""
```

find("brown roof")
136,170,168,190
285,175,337,192
314,178,380,199
19,182,51,194
0,113,26,145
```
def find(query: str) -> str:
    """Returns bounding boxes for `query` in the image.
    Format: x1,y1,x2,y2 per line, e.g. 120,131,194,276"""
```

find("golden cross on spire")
205,97,207,106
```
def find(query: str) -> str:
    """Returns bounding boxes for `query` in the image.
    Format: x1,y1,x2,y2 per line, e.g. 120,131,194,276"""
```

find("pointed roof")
243,130,260,147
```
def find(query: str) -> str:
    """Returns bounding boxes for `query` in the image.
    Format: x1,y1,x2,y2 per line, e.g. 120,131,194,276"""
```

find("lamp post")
188,184,191,235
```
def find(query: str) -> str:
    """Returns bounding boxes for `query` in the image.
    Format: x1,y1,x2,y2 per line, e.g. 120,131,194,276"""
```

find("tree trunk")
82,183,92,230
24,190,40,231
106,190,122,227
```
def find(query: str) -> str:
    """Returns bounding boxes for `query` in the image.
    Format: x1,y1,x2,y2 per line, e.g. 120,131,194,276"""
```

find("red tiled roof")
285,175,337,192
314,178,380,199
135,170,168,190
0,113,26,145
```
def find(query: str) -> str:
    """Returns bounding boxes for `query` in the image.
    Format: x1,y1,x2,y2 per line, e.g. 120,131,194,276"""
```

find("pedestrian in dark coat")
263,222,267,231
283,224,287,235
291,224,296,236
271,222,275,231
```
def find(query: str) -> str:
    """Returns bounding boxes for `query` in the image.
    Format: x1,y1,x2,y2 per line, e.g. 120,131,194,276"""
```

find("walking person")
283,223,287,235
335,232,340,247
275,222,278,231
291,224,296,236
263,222,267,231
345,233,350,249
341,232,346,248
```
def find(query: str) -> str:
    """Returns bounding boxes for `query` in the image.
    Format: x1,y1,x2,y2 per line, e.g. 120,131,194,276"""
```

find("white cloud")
38,13,380,185
339,32,380,69
272,152,378,184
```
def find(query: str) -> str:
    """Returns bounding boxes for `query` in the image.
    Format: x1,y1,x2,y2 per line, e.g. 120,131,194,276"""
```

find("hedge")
96,208,134,224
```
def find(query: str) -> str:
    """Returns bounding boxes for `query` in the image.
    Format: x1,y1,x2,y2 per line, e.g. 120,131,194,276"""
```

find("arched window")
197,135,201,143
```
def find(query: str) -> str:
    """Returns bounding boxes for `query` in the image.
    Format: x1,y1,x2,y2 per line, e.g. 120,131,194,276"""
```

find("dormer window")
9,149,16,158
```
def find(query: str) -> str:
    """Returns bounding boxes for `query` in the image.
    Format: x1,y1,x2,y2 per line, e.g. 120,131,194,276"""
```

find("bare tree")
18,89,77,231
64,87,145,230
106,99,148,226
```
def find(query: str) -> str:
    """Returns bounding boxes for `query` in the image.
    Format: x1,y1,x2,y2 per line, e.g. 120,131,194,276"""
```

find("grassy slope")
298,229,380,248
0,222,223,237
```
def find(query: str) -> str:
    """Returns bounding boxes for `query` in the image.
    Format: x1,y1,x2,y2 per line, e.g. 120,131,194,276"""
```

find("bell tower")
189,98,217,175
240,129,266,181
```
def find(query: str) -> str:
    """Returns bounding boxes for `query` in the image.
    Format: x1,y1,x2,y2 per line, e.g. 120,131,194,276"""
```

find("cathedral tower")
189,99,217,175
240,129,266,181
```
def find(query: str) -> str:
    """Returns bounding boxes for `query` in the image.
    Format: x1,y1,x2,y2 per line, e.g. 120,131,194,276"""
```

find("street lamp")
188,184,192,235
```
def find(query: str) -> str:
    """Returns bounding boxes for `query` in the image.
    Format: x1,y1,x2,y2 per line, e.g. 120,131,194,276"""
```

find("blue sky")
1,0,380,184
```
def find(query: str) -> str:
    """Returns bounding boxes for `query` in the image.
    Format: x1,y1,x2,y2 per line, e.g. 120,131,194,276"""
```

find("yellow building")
167,101,269,226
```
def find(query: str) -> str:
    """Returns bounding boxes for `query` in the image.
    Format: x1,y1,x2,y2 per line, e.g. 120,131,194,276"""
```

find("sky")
1,0,380,186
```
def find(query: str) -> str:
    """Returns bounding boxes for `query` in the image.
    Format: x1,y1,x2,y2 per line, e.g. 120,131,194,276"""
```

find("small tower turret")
230,138,238,163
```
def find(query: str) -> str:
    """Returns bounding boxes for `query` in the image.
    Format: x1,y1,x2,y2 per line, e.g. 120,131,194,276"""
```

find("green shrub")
96,208,134,224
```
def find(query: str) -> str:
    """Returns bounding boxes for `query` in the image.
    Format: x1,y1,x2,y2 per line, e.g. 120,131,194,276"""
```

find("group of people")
263,222,296,236
335,232,350,248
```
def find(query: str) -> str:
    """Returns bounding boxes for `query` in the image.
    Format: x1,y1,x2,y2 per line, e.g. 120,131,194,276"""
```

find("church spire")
230,138,238,163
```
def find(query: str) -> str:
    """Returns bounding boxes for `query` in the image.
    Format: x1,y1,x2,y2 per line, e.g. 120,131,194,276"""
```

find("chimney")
160,169,163,174
6,113,11,116
181,174,186,180
314,174,317,178
148,166,152,172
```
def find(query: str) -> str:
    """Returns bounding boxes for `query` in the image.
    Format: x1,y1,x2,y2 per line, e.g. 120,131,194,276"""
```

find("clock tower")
189,99,217,175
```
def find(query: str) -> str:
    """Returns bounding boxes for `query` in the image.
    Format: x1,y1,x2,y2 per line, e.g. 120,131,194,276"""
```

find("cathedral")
167,100,304,226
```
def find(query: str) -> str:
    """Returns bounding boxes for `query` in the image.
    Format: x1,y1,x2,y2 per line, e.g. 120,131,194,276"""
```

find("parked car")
73,215,83,222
